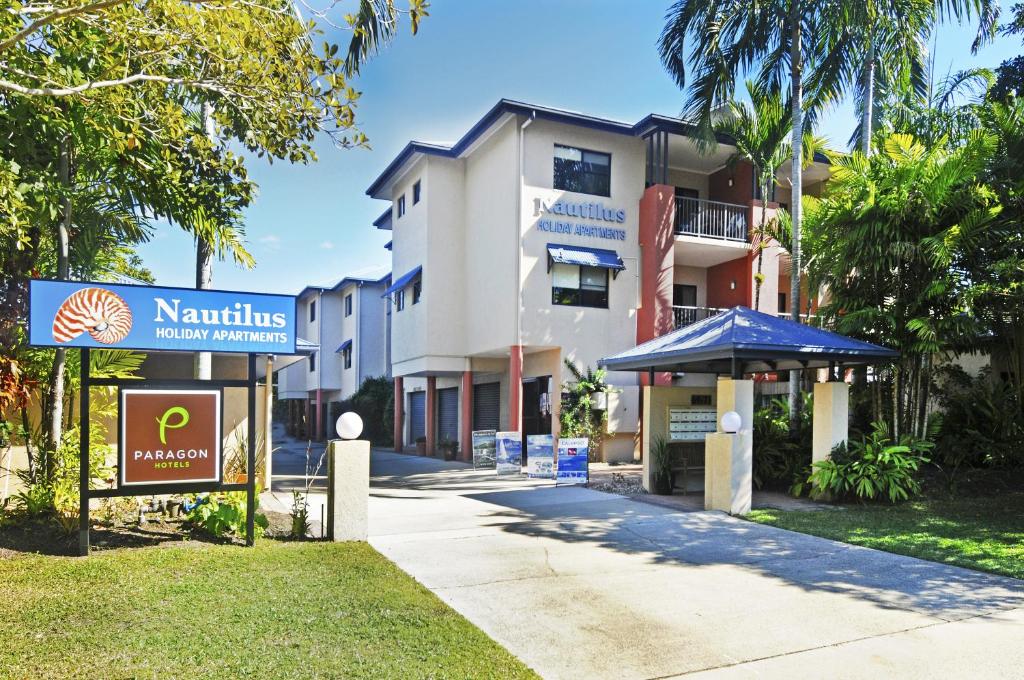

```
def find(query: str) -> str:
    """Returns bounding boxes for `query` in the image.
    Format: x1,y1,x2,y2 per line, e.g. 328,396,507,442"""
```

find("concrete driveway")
368,451,1024,679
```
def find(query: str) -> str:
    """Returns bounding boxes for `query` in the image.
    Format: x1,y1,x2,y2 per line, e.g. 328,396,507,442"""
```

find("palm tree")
659,0,845,423
714,80,797,311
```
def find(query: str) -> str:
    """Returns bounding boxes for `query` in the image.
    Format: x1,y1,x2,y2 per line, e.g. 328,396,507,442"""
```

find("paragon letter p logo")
156,406,190,444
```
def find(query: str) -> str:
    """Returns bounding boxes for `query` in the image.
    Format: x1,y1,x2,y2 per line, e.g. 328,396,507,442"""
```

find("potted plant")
650,436,673,495
439,439,458,461
415,436,427,456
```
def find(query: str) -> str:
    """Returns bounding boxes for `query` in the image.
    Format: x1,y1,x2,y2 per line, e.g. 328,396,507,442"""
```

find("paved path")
368,450,1024,679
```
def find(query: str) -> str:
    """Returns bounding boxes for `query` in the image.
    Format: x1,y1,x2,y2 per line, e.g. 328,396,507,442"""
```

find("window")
551,263,608,308
344,293,353,317
343,346,352,369
554,144,611,197
413,180,421,204
412,279,422,304
395,289,405,312
309,300,316,322
397,194,406,218
308,352,316,372
778,292,787,314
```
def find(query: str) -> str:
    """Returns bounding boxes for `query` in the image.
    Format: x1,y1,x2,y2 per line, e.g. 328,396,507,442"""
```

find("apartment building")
277,271,391,440
368,99,829,461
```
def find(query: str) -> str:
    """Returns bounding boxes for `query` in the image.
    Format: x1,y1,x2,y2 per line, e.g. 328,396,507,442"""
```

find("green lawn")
0,541,537,679
747,492,1024,580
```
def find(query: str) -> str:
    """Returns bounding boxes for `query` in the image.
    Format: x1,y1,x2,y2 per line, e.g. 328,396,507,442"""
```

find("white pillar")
704,378,754,514
326,439,370,541
813,382,849,463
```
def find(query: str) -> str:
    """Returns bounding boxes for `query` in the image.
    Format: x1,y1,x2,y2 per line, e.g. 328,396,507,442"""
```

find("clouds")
258,234,281,252
320,241,335,250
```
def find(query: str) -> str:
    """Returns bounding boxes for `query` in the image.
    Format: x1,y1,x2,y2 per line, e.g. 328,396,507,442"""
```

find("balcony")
673,305,728,329
675,197,748,242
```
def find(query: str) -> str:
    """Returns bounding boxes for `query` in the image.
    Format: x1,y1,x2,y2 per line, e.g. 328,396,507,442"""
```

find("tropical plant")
714,80,823,311
349,376,395,446
807,421,931,502
805,131,996,439
752,394,812,490
933,366,1024,472
290,490,311,539
187,492,268,541
649,436,673,495
559,359,613,454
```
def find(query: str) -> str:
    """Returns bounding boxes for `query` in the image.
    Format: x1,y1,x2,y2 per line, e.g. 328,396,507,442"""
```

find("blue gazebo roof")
600,306,898,375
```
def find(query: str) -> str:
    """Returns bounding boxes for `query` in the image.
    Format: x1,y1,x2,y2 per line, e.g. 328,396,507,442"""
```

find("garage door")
409,391,426,442
473,382,500,431
437,388,459,442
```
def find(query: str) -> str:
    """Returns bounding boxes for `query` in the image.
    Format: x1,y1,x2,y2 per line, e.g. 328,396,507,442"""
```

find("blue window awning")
335,339,352,353
382,265,422,297
384,240,392,251
547,243,625,271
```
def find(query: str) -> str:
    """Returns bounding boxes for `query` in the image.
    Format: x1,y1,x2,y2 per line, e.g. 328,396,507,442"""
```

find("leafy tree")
559,360,612,455
805,131,996,439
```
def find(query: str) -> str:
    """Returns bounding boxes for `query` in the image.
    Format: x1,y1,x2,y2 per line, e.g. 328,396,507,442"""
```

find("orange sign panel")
120,389,222,485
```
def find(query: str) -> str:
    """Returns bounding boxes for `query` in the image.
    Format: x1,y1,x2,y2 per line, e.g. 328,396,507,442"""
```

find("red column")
509,345,523,432
460,370,473,462
304,397,311,439
425,376,437,457
637,184,675,386
315,388,323,441
393,376,404,452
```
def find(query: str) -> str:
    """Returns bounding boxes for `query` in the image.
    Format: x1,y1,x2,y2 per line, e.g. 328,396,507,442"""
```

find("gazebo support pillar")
705,378,753,515
812,381,849,463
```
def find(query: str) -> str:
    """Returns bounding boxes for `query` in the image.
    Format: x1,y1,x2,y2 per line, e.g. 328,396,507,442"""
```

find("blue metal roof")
600,306,898,374
383,265,421,297
336,339,352,353
373,206,393,230
548,243,625,271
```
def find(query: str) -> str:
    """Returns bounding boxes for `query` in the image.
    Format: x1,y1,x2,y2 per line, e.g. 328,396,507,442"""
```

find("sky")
135,0,1023,296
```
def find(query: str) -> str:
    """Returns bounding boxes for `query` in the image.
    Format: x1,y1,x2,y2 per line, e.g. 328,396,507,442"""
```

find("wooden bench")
667,442,706,494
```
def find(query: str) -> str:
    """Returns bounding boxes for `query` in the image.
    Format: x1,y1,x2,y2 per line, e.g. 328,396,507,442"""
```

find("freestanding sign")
556,437,589,485
526,434,555,479
495,431,522,476
471,429,497,469
120,389,222,486
29,279,296,355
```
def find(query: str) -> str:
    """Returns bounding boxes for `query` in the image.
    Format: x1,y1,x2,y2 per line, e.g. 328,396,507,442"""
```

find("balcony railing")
675,197,748,242
673,305,728,329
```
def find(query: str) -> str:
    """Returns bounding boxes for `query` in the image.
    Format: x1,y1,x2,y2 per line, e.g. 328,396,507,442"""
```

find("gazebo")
599,306,898,513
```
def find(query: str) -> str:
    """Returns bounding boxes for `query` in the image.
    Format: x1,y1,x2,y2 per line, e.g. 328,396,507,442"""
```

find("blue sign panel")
29,279,296,355
495,431,523,476
556,437,589,485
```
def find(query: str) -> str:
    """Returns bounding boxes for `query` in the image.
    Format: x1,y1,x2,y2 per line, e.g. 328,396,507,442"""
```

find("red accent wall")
637,184,676,385
460,371,473,462
709,161,755,205
509,345,523,432
707,255,754,309
425,376,436,456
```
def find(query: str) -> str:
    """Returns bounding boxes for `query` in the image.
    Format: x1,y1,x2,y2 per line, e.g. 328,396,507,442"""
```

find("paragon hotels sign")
120,389,222,486
29,279,296,354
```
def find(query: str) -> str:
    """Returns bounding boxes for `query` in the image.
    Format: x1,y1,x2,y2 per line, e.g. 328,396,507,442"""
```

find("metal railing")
674,197,748,242
673,305,728,329
775,312,816,322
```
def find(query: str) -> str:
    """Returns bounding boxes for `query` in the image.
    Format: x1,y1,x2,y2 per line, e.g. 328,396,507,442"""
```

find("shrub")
807,421,931,503
650,436,672,495
752,394,812,490
186,492,268,540
933,366,1024,472
349,376,394,446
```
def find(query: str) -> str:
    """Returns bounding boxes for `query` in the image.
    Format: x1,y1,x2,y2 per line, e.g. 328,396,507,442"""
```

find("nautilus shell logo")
52,287,133,345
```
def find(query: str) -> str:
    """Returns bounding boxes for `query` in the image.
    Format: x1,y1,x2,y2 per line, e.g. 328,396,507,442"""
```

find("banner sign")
495,431,523,476
29,279,296,355
471,430,496,469
526,434,554,479
556,437,589,485
120,389,222,486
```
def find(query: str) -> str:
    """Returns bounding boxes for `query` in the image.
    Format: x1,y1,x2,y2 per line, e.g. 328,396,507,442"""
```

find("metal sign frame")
78,348,259,555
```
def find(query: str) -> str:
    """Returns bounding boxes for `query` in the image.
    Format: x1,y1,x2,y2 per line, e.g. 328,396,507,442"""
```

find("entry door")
521,377,552,442
409,391,426,442
673,284,697,307
675,186,700,233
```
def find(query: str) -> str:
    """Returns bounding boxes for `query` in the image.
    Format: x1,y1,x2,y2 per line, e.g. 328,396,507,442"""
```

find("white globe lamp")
336,411,364,440
720,410,742,434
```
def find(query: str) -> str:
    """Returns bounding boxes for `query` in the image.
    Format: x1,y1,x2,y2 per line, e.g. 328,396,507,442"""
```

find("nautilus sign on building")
29,279,297,355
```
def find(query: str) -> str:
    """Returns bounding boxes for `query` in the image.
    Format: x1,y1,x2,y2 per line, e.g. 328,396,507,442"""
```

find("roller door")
473,382,500,431
409,391,426,442
437,388,459,442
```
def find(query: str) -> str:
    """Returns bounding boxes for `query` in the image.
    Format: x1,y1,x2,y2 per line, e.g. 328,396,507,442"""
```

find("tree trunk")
45,136,73,478
861,37,875,156
754,175,769,311
194,102,216,381
788,1,804,430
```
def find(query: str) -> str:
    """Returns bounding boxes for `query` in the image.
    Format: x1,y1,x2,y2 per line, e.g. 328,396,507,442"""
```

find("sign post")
29,279,296,556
